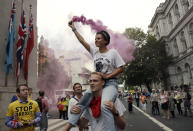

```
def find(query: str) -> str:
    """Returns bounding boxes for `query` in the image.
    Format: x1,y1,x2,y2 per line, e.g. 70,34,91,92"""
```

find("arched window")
168,13,173,28
177,67,184,85
185,63,192,79
165,44,170,54
156,26,160,38
180,31,187,51
174,4,180,20
182,0,189,12
189,22,193,45
173,38,179,56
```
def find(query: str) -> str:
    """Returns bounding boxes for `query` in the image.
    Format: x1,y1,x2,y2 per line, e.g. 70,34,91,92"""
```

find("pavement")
35,119,79,131
122,97,193,131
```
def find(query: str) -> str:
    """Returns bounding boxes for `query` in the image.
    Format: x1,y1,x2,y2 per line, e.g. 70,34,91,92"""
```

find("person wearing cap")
150,89,160,115
65,21,125,131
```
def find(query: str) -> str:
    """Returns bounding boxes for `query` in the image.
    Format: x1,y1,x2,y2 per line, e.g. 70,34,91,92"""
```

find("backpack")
36,98,42,112
58,104,63,111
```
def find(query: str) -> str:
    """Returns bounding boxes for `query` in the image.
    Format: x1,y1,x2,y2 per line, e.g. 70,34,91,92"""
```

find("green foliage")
124,27,146,46
122,28,172,90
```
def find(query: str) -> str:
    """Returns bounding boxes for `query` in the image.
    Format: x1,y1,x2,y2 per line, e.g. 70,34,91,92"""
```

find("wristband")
72,28,76,32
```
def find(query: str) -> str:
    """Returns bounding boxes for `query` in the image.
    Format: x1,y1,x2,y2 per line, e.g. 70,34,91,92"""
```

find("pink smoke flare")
72,15,136,62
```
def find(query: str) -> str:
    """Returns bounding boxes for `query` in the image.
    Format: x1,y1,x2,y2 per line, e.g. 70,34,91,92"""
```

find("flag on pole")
4,0,16,75
24,5,34,80
16,10,27,77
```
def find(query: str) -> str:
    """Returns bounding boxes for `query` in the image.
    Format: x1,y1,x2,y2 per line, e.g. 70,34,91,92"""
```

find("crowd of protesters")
126,85,192,120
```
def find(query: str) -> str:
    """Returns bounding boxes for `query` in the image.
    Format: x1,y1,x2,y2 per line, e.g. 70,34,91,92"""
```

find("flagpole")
16,76,19,86
16,0,24,86
25,4,32,84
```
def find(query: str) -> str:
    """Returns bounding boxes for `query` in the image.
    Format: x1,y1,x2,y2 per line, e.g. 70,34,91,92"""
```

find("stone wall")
149,0,193,89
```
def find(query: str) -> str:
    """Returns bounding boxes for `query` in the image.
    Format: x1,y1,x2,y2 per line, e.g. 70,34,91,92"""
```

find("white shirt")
68,96,80,119
151,93,158,102
82,98,126,131
160,94,167,104
90,47,125,74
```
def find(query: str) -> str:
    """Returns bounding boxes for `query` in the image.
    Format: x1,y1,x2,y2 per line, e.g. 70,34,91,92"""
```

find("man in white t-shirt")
68,83,83,119
69,72,126,131
150,89,160,115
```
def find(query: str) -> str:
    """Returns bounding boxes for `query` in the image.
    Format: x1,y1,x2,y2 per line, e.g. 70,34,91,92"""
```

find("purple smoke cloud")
72,15,136,62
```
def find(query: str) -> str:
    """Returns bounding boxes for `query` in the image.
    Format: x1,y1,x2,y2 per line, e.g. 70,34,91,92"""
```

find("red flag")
24,10,34,80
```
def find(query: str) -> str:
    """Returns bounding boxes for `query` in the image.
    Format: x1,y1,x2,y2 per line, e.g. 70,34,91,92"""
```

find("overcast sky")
37,0,166,50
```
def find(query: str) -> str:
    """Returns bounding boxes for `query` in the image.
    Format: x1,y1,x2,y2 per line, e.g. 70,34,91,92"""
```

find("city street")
47,97,193,131
122,97,193,131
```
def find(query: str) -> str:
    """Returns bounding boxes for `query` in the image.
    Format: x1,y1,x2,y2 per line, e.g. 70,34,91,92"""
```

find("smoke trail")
38,38,72,110
72,15,136,62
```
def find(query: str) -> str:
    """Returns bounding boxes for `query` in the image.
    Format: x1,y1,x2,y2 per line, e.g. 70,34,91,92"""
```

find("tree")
122,28,172,91
124,27,146,47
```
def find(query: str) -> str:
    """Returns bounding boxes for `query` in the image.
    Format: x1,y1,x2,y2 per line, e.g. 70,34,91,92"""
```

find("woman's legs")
166,110,170,119
101,80,118,131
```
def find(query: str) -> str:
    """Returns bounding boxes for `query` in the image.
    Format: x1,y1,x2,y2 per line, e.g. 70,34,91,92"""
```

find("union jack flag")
16,10,27,77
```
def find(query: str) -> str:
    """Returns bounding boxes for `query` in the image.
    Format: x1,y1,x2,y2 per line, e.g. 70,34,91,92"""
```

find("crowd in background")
57,95,70,120
121,85,192,119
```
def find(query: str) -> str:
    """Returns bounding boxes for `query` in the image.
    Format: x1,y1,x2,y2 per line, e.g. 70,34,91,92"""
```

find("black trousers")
176,103,183,115
136,98,139,107
170,111,175,118
59,110,68,120
128,102,133,112
152,101,160,114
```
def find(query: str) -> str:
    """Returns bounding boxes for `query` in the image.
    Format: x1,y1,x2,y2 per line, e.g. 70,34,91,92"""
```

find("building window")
177,67,184,85
173,38,179,56
189,22,193,46
174,4,180,20
180,31,187,51
168,13,173,28
156,26,160,38
185,63,192,79
165,44,169,54
182,0,189,12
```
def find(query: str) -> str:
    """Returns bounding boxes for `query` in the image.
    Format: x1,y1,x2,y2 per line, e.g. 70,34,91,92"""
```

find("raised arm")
68,21,90,52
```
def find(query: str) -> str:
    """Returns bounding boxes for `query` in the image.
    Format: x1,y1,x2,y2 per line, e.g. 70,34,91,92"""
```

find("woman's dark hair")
97,30,110,45
39,90,45,97
61,97,66,101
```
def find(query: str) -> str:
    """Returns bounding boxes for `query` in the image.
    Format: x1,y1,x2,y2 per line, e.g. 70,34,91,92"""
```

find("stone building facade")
149,0,193,89
0,0,37,130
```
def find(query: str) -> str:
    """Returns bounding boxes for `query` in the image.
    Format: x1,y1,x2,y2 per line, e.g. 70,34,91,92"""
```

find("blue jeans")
68,79,118,131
